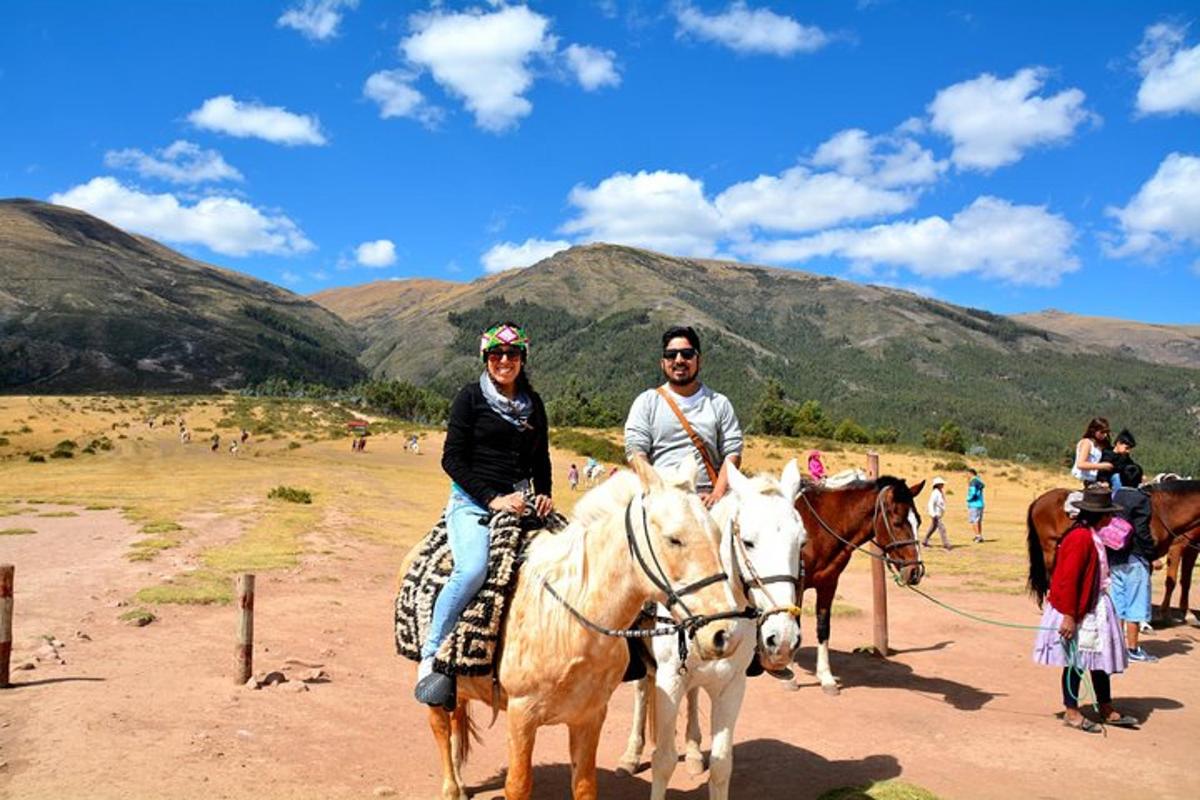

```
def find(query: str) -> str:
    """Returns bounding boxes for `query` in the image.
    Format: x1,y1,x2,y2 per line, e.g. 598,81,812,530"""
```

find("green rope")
898,580,1101,714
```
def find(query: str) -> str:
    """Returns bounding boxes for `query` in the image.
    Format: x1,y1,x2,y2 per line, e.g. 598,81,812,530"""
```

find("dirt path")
3,503,1199,799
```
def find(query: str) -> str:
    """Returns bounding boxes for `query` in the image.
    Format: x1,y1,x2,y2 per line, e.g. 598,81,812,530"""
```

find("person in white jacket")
922,476,951,550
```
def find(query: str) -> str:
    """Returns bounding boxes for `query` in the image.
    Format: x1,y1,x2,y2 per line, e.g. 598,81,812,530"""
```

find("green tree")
750,379,795,435
546,376,621,427
793,399,834,438
834,417,870,444
923,421,966,453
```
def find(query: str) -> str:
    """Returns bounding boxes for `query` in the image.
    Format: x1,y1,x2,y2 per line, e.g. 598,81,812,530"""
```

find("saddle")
394,508,567,676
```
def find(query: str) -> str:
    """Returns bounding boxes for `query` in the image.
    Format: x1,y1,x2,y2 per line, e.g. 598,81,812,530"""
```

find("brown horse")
1025,481,1200,619
789,476,926,694
405,458,745,800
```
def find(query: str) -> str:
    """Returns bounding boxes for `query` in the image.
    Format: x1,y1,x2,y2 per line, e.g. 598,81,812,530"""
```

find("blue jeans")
421,487,492,659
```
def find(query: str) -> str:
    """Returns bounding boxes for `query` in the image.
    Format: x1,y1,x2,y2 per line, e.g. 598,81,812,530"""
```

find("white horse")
617,460,806,799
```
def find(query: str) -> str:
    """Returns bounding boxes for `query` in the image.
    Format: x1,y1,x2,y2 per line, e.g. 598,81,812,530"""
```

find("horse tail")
1026,499,1049,608
454,702,479,766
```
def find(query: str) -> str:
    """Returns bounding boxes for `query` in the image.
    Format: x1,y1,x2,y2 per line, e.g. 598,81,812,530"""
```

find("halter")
726,514,803,635
539,493,756,670
799,484,925,581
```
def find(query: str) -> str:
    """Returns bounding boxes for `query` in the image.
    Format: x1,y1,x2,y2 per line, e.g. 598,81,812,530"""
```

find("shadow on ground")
790,644,1000,711
471,741,901,799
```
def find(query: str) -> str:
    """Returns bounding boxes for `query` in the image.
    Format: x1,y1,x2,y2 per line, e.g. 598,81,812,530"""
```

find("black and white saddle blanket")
394,509,567,676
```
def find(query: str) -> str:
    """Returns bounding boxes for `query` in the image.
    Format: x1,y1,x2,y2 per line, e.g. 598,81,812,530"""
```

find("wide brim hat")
931,476,945,486
1070,487,1122,514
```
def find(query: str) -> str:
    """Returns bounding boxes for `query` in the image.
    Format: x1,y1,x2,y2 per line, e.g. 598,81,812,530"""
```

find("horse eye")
742,538,756,550
667,536,684,547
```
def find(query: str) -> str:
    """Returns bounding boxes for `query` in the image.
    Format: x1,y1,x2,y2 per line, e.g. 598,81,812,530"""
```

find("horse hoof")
615,760,639,777
821,683,840,696
780,678,800,692
685,754,706,776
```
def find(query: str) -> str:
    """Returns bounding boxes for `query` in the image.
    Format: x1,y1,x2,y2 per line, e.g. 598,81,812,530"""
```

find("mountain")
0,199,365,391
1013,309,1200,371
314,244,1200,472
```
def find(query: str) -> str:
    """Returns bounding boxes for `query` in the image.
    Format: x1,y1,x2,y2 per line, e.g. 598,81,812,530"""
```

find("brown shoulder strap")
656,386,720,486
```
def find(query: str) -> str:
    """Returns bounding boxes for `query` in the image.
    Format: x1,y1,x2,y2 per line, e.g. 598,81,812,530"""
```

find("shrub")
55,440,77,451
0,437,9,446
833,418,871,444
287,441,302,450
27,454,45,463
49,449,74,459
550,430,625,464
932,459,971,472
268,486,313,504
922,421,966,454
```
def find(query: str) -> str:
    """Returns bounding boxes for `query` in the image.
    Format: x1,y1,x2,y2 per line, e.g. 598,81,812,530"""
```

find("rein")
538,494,756,669
798,485,925,580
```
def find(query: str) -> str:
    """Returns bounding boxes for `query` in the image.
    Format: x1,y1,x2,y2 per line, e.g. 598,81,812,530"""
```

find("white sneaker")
417,656,435,682
1139,622,1154,635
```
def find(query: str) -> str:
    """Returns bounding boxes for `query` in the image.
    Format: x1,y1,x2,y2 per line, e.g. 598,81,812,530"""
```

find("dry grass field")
1,395,1197,800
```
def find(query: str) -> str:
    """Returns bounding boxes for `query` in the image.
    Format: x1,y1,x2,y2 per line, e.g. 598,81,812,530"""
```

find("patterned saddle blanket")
394,509,567,676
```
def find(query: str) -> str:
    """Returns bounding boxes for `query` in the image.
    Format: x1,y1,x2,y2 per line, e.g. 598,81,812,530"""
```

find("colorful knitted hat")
479,322,530,360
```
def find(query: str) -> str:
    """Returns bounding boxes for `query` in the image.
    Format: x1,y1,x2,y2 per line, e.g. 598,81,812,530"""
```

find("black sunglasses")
486,347,524,362
662,348,698,361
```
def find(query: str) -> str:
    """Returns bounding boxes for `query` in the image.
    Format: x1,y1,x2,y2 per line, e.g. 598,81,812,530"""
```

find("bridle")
538,493,756,669
798,484,925,581
726,513,803,640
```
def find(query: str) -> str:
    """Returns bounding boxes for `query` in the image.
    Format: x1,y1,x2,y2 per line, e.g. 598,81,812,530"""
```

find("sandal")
1063,717,1102,734
1104,713,1139,728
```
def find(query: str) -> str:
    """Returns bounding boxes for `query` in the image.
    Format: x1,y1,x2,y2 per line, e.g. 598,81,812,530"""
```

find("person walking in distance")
923,476,951,550
624,325,742,508
966,468,985,543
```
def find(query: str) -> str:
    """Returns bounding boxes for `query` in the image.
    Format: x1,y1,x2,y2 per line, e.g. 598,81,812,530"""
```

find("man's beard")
665,365,699,387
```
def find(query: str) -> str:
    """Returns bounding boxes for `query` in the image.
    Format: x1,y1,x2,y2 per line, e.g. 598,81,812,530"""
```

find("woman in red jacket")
1032,487,1138,733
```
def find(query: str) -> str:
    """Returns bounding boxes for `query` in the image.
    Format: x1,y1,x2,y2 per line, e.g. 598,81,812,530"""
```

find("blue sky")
2,1,1198,323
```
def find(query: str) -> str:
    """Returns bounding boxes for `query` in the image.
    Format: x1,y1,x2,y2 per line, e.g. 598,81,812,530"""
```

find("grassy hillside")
0,199,365,391
317,244,1200,473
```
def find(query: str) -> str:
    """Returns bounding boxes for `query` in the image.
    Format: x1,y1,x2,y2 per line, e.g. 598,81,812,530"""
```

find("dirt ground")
1,397,1198,799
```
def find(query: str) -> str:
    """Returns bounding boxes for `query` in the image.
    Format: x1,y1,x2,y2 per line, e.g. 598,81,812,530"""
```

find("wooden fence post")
866,452,889,656
1,564,13,688
235,574,255,684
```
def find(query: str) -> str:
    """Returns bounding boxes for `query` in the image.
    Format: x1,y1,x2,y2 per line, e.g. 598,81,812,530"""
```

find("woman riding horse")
414,321,553,709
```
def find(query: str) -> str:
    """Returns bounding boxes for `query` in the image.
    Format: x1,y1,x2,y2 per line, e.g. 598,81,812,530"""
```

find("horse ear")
725,459,750,497
780,458,803,501
673,458,699,492
908,479,926,497
631,457,665,493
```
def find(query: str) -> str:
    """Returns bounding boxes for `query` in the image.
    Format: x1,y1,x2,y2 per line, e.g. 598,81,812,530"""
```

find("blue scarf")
479,371,532,429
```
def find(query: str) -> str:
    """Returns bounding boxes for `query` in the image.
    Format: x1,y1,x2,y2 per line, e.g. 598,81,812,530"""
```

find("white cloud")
715,167,917,233
1135,22,1200,116
739,196,1079,286
355,239,397,268
928,68,1094,170
811,128,946,188
674,2,829,56
49,176,314,257
188,95,327,146
103,140,242,184
1104,152,1200,259
563,44,621,90
277,0,358,41
280,270,304,286
561,171,725,256
363,70,443,127
402,5,557,133
481,238,570,273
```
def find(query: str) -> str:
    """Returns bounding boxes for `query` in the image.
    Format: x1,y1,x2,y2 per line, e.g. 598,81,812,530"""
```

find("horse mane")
1144,478,1200,494
744,474,784,497
520,470,641,636
814,475,913,504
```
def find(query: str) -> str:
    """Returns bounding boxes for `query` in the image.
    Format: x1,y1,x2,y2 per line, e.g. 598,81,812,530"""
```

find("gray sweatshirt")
623,384,743,491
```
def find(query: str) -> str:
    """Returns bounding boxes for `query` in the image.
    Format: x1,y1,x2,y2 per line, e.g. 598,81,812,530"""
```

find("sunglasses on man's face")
486,348,524,362
662,348,698,361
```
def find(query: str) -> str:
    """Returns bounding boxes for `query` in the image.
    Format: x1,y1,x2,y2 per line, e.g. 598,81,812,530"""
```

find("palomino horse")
616,460,807,798
790,476,926,694
407,458,745,800
1026,480,1200,618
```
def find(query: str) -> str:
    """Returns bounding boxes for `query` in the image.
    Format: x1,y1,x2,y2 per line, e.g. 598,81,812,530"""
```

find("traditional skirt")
1032,593,1128,674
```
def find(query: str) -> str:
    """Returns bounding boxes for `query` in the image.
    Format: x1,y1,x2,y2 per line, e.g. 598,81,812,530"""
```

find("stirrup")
414,671,457,711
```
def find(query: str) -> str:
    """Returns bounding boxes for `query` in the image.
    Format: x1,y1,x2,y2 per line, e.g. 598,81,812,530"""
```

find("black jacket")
441,380,552,508
1112,487,1156,564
